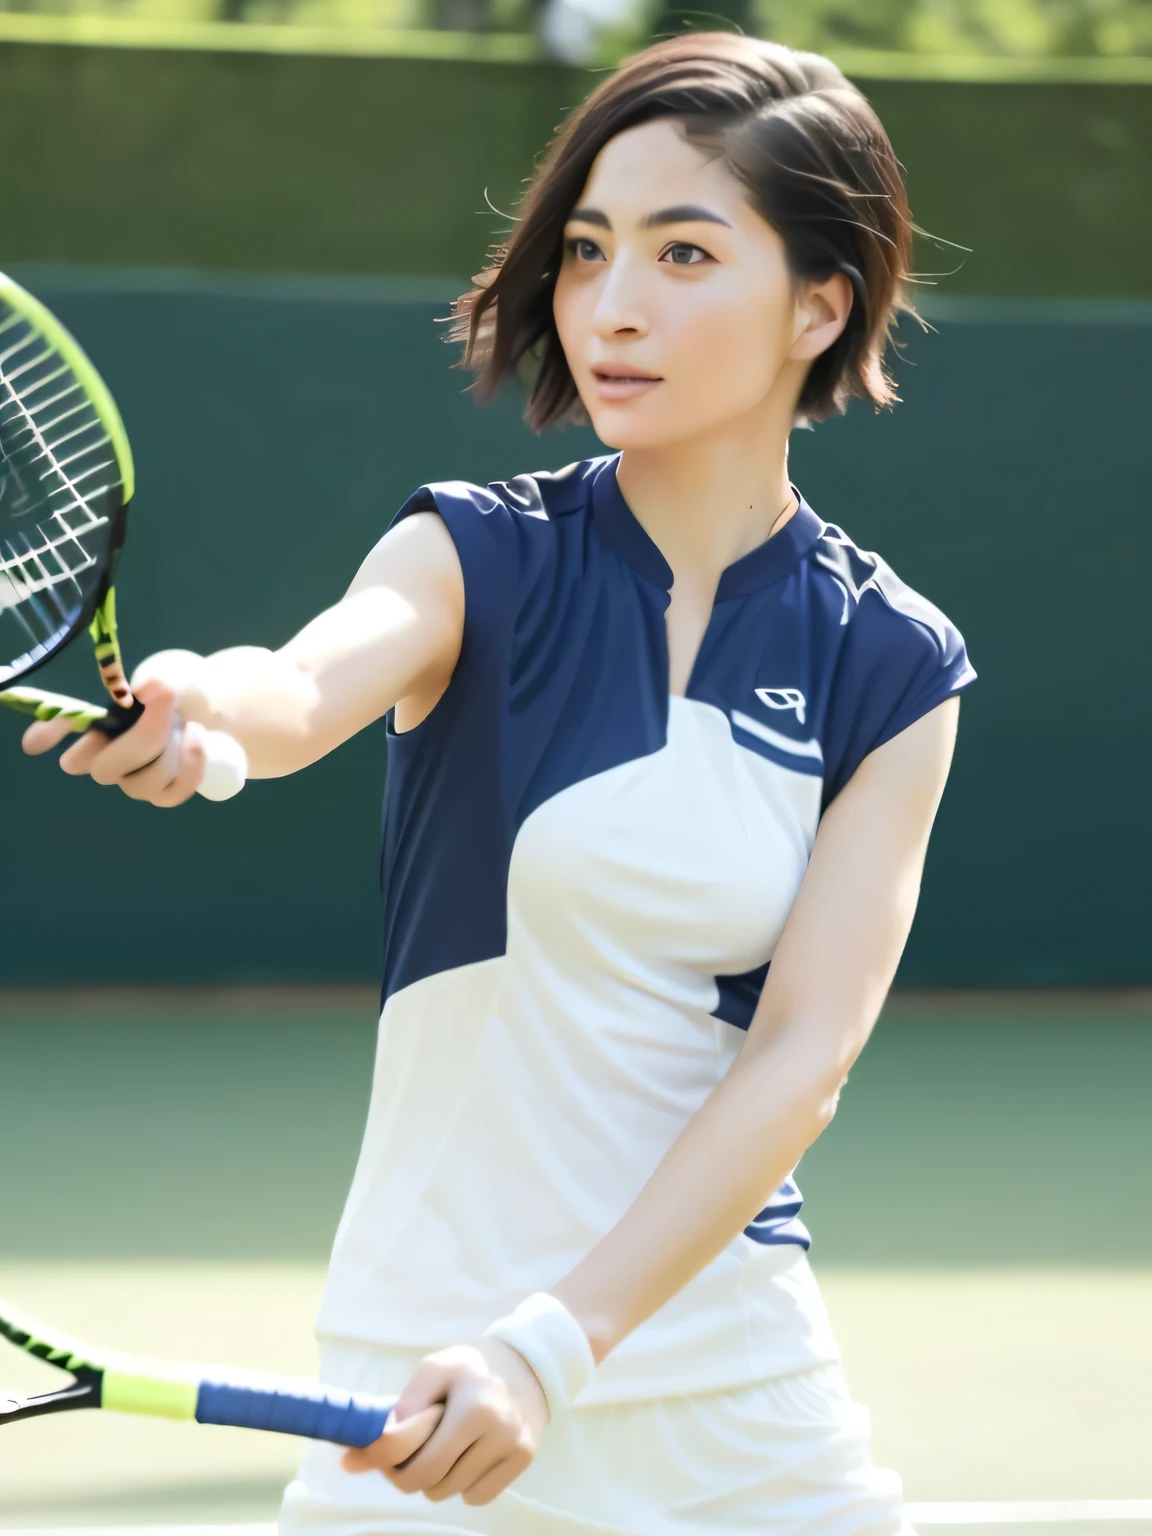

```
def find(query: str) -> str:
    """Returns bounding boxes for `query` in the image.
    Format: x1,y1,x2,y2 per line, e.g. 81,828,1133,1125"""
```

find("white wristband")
482,1293,595,1416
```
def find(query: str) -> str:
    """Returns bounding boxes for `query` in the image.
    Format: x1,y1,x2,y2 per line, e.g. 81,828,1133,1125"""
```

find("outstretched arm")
21,511,464,800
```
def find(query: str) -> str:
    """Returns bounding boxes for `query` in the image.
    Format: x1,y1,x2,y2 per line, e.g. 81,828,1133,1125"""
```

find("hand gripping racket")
0,1296,397,1446
0,271,246,801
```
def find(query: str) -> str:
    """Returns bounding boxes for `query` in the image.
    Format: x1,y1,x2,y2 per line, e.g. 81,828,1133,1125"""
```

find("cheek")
552,274,587,357
670,286,787,403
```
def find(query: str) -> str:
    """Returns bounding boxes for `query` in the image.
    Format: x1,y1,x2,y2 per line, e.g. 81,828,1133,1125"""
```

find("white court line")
6,1508,1152,1535
906,1504,1152,1524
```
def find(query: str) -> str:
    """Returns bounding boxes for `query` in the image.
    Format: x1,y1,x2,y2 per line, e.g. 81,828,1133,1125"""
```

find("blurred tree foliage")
2,0,1148,54
747,0,1152,56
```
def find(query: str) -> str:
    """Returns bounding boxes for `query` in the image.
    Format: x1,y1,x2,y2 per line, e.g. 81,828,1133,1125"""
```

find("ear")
788,270,854,363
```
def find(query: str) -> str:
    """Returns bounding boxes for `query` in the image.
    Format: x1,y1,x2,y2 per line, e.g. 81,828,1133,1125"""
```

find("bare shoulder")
869,694,960,775
832,695,961,829
347,510,464,613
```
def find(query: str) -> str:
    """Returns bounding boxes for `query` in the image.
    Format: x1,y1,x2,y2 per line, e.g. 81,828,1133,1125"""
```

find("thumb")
392,1355,460,1424
339,1355,459,1475
341,1402,444,1474
130,676,179,733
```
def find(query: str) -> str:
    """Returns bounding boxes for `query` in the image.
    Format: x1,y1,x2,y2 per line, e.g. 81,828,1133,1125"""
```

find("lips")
589,365,663,402
592,366,662,382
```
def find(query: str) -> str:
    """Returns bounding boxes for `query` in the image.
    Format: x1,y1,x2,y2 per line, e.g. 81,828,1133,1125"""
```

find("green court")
1,989,1149,1528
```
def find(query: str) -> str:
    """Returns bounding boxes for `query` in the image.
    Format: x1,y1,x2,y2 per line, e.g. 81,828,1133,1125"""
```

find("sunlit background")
1,0,1152,63
0,0,1149,1530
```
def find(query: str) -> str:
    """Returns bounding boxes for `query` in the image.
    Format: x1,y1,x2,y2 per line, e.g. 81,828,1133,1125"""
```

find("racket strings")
0,304,125,681
0,503,108,608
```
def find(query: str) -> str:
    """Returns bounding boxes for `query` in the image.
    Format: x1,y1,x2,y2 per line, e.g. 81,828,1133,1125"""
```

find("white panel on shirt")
317,699,840,1401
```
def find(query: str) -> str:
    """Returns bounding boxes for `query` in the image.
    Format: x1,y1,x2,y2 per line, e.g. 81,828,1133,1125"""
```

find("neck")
614,412,796,589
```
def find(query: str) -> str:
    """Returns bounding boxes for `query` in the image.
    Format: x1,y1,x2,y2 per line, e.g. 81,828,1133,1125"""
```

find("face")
551,116,844,451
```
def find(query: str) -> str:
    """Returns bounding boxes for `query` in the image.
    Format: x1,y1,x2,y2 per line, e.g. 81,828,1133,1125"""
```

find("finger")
424,1437,506,1503
461,1451,532,1507
87,682,178,784
58,729,110,775
147,725,206,808
113,727,185,802
386,1396,499,1494
341,1404,445,1475
21,716,77,755
391,1356,460,1424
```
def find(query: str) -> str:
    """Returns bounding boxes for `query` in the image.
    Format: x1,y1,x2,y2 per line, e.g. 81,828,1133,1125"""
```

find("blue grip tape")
195,1377,395,1446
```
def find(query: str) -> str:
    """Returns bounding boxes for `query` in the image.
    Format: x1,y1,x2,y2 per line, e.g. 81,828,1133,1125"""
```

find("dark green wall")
0,270,1147,987
0,39,1148,296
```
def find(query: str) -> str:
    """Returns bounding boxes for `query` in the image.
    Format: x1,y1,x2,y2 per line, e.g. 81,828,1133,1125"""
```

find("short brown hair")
447,33,920,431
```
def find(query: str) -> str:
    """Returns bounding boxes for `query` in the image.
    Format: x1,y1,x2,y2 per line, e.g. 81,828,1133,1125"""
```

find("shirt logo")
755,687,806,725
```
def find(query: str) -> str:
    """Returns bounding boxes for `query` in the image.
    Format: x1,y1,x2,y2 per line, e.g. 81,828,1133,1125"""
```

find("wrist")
481,1293,596,1417
547,1287,618,1365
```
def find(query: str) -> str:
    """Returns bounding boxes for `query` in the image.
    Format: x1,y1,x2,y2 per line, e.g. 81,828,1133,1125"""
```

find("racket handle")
94,698,248,802
195,1377,395,1446
2,684,247,800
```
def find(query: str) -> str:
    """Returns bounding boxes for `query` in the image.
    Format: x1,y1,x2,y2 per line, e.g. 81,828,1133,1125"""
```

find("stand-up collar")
590,453,822,601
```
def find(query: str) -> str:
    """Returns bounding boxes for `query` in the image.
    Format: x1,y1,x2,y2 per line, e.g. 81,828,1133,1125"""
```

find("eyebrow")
567,203,733,231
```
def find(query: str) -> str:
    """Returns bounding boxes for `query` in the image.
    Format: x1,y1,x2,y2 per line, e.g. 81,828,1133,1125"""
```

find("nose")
590,250,651,340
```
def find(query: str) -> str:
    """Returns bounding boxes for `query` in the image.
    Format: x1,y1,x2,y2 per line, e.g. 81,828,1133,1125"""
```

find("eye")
564,236,605,262
660,242,711,266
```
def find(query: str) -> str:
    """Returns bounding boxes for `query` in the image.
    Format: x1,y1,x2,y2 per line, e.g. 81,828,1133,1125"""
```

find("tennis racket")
0,1295,399,1446
0,271,246,801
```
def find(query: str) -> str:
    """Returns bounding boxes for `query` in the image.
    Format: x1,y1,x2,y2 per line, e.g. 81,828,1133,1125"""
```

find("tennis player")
25,34,975,1535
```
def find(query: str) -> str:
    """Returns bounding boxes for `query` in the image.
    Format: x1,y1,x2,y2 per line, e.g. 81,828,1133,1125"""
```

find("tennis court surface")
1,988,1149,1531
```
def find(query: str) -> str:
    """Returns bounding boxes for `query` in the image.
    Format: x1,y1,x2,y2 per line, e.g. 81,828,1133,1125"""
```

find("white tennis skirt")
279,1342,913,1536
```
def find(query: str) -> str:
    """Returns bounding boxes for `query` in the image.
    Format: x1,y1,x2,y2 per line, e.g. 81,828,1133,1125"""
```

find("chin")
585,408,689,453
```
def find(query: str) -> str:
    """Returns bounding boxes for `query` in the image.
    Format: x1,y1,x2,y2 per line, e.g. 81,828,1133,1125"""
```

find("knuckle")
437,1346,475,1375
463,1403,494,1439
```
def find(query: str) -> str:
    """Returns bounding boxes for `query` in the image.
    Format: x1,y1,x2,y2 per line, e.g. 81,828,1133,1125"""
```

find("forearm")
144,589,455,781
170,645,330,780
551,1028,839,1364
133,512,464,781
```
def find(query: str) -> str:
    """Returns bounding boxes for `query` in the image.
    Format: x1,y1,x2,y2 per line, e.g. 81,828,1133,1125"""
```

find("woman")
25,32,975,1536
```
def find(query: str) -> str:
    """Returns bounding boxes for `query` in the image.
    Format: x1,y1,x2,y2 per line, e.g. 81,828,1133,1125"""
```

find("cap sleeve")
821,556,976,805
390,478,541,648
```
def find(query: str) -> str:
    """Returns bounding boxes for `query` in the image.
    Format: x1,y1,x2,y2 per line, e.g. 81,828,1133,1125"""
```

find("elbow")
776,1053,847,1135
810,1033,866,1126
742,1029,855,1137
813,1069,849,1128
